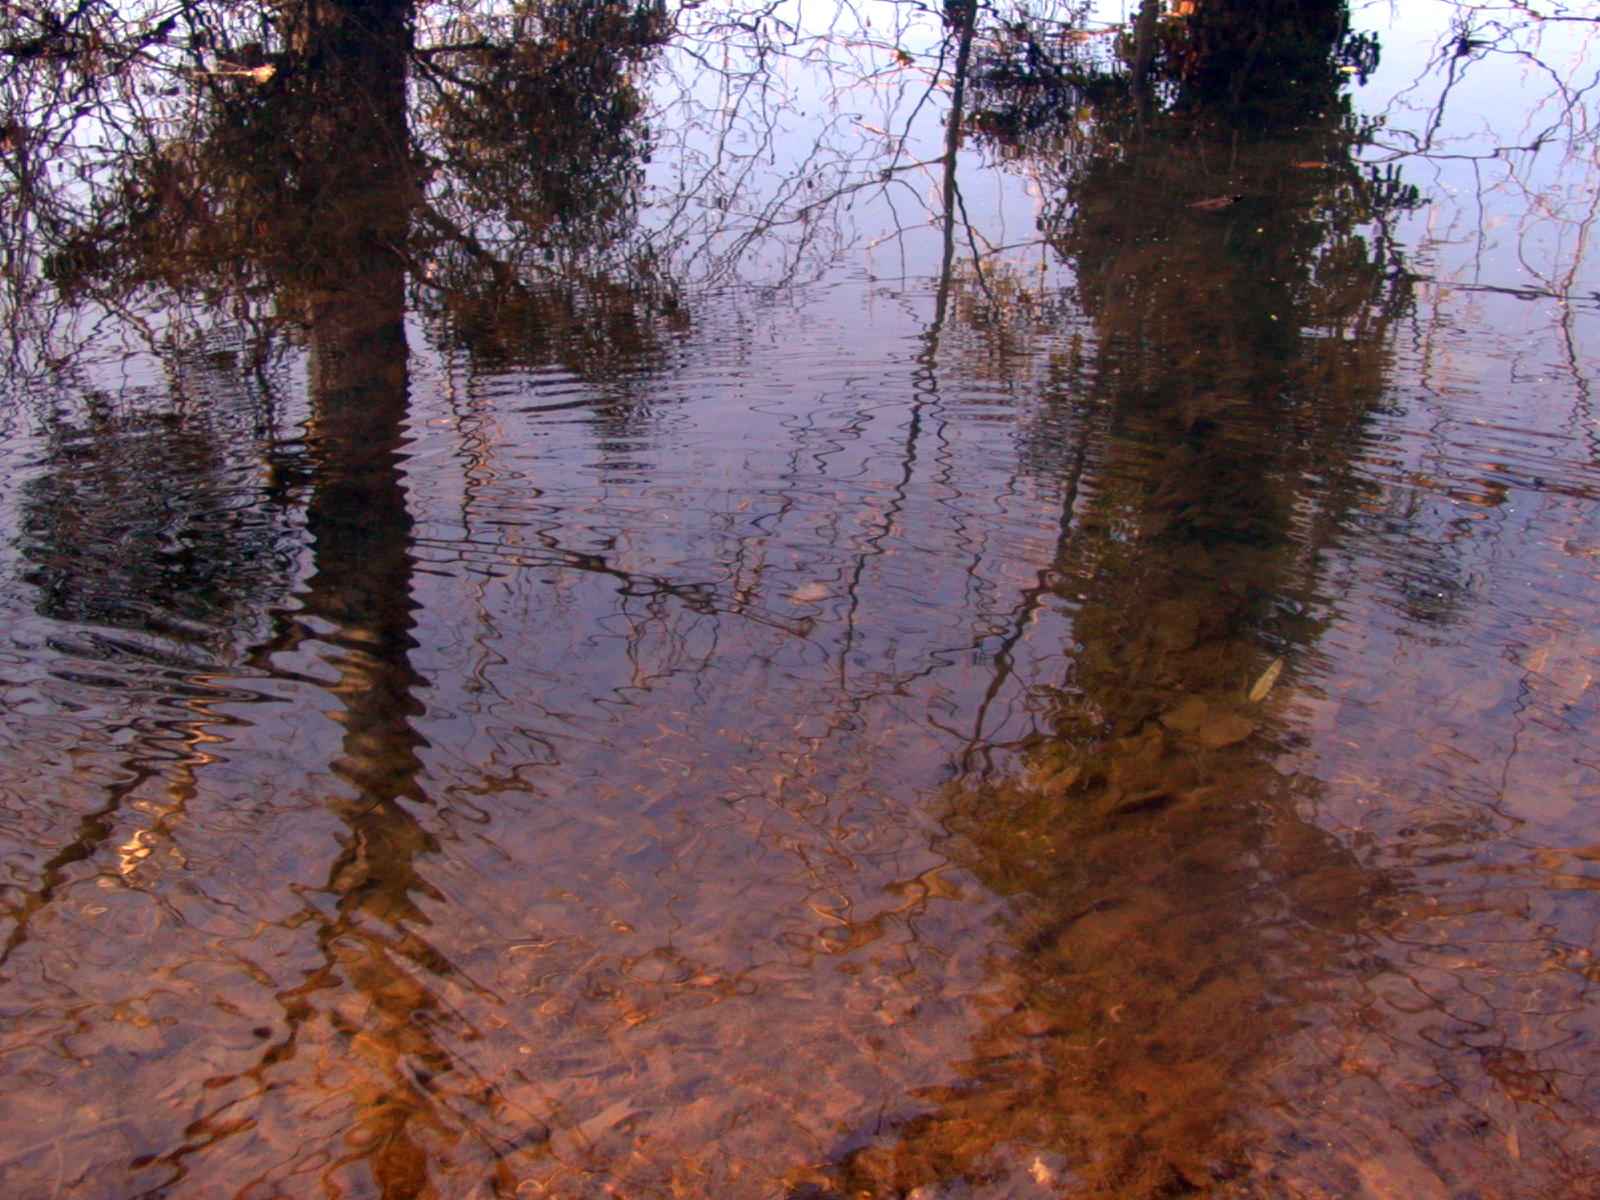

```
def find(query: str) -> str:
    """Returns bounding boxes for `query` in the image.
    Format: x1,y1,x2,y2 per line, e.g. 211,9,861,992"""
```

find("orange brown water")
0,2,1597,1197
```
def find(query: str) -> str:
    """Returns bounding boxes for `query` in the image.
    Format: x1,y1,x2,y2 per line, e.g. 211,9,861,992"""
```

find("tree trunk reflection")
825,3,1415,1194
254,5,521,1195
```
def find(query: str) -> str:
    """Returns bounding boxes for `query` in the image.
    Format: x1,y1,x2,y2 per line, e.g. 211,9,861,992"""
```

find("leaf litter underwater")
0,1,1598,1197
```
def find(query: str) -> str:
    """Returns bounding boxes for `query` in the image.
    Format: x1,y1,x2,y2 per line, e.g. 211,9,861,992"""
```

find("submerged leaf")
1188,194,1243,211
1248,658,1284,703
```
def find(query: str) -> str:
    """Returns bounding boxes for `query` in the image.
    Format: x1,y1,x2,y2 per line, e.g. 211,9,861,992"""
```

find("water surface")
1,2,1598,1197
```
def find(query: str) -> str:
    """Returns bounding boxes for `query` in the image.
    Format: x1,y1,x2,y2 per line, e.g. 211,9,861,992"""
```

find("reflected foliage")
1,0,679,378
420,1,669,253
414,3,681,379
18,359,299,660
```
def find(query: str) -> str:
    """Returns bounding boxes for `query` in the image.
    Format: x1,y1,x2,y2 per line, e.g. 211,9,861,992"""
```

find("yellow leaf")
1248,657,1284,703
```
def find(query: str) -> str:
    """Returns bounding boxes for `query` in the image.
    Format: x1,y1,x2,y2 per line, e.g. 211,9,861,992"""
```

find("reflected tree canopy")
1,0,676,374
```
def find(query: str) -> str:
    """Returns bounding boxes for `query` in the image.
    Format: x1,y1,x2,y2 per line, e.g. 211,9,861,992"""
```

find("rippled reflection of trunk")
269,4,484,1196
828,3,1410,1195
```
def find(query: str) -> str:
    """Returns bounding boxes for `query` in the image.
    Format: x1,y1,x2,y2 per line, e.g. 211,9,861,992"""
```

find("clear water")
1,2,1597,1197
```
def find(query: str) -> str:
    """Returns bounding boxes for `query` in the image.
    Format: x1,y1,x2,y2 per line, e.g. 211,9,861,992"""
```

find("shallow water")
1,2,1598,1197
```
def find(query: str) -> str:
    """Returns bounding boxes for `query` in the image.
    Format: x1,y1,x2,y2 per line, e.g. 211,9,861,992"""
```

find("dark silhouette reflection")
418,1,666,262
412,0,679,391
814,3,1419,1195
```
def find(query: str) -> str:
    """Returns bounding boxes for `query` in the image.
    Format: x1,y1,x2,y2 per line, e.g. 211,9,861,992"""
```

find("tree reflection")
266,18,513,1192
1,3,670,1193
818,3,1421,1195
